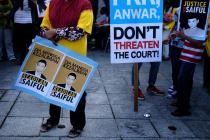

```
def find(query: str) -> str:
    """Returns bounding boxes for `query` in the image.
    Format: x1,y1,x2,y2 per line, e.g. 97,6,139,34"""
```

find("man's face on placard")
36,62,46,73
66,75,76,86
188,18,199,29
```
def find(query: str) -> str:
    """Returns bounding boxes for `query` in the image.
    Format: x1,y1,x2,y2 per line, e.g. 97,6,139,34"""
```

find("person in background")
94,6,109,50
131,62,165,100
39,0,93,138
166,0,182,99
12,0,38,64
170,28,206,117
0,0,19,64
203,11,210,92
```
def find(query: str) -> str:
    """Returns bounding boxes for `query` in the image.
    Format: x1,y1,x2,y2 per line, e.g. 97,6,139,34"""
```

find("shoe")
147,85,165,96
133,88,145,100
40,122,57,132
167,87,177,99
68,128,82,138
171,109,191,117
168,85,174,93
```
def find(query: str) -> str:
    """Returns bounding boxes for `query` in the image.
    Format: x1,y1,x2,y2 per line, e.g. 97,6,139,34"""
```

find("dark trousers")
170,46,182,90
13,23,35,63
47,92,87,130
203,51,210,87
132,62,160,86
177,61,196,112
95,26,109,50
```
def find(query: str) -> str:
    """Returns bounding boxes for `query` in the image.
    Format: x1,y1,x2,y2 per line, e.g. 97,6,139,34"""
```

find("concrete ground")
0,50,210,140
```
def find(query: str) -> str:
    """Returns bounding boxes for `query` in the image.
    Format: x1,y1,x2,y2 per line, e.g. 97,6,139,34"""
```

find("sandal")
40,122,57,132
68,128,82,138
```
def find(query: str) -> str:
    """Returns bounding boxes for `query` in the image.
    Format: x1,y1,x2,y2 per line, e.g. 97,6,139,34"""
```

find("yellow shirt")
164,8,177,31
41,6,93,56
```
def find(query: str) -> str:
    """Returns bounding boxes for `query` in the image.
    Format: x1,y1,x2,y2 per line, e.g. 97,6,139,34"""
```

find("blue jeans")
0,27,16,60
131,62,160,86
177,61,196,112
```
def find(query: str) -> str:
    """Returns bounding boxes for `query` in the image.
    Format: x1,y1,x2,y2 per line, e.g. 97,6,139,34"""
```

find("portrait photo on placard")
53,56,92,93
22,43,64,82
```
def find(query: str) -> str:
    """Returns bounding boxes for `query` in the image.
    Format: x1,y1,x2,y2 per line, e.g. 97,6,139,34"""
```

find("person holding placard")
39,0,93,137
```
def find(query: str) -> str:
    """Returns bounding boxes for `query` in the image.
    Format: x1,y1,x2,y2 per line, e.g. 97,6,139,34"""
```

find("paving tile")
86,105,113,118
116,119,158,138
81,119,119,137
0,82,12,90
123,139,209,140
0,89,6,99
0,90,20,102
87,93,109,105
0,137,59,140
40,118,71,136
184,121,210,138
107,93,133,105
9,102,49,117
151,119,195,138
0,102,13,116
112,104,163,119
101,77,128,85
104,84,130,94
17,92,43,103
61,137,120,140
62,104,113,119
0,117,42,136
141,94,171,106
86,83,106,94
0,117,5,127
122,138,167,140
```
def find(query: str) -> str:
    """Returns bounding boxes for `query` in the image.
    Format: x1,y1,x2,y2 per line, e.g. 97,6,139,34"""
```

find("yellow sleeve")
77,10,94,34
40,5,52,29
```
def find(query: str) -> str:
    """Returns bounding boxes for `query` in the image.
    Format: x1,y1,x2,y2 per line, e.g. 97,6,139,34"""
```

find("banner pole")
133,63,138,112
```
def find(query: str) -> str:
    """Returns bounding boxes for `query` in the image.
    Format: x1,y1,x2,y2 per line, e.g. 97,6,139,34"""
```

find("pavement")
0,50,210,140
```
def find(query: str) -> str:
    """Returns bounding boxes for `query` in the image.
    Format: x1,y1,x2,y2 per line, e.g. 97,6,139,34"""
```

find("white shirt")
14,0,32,24
65,84,71,91
35,71,41,78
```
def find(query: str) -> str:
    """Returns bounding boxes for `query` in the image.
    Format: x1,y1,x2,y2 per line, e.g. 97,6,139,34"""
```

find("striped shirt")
14,0,32,24
180,40,204,64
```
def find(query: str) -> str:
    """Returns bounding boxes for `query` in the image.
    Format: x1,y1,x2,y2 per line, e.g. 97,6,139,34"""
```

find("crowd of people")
0,0,210,138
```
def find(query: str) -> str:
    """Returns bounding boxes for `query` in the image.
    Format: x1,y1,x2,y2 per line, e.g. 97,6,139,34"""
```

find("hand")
174,31,185,39
163,39,169,44
169,31,185,40
44,29,56,40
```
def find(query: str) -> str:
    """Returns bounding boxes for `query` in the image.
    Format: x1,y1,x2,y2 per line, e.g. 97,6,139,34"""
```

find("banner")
14,36,98,111
110,0,163,63
177,0,210,41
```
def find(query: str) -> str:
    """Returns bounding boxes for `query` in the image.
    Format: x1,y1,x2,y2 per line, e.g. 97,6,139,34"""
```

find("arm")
56,9,94,41
40,26,85,41
55,26,86,41
40,8,93,41
170,31,205,47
